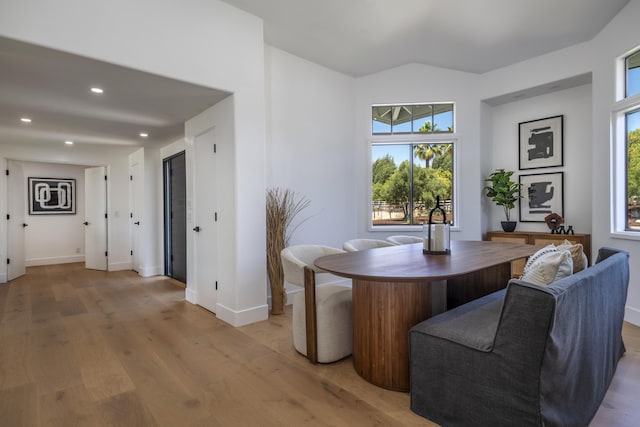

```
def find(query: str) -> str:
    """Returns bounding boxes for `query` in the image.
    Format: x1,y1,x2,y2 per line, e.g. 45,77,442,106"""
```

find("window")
627,109,640,230
626,50,640,98
372,103,454,134
612,49,640,236
371,103,455,228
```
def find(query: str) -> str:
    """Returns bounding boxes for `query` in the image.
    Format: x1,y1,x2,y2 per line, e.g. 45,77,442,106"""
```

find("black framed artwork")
519,172,563,222
519,115,563,170
28,177,76,215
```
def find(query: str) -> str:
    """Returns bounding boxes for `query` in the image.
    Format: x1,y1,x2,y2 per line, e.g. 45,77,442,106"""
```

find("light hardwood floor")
0,264,638,426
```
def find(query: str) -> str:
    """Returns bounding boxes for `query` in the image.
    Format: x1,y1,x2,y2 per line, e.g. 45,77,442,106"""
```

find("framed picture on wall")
28,177,76,215
519,172,563,222
519,115,563,170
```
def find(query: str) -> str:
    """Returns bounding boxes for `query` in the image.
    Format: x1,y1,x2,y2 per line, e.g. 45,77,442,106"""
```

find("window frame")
372,102,455,135
611,47,640,240
368,133,460,232
625,49,640,98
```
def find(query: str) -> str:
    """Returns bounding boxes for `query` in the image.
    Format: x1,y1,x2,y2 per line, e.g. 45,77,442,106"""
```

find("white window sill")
610,231,640,241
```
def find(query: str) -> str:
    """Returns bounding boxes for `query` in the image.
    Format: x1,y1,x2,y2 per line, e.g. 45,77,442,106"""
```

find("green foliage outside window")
372,143,453,225
628,128,640,229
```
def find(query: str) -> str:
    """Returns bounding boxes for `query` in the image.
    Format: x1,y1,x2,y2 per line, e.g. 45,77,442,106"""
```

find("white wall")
264,46,357,302
355,63,483,241
19,161,87,266
143,148,162,275
478,0,640,325
485,84,593,235
590,0,640,325
126,147,162,277
265,46,357,248
185,96,268,325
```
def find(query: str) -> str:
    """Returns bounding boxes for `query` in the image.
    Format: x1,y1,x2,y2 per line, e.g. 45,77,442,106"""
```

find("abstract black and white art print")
28,177,76,215
519,172,563,222
519,115,563,170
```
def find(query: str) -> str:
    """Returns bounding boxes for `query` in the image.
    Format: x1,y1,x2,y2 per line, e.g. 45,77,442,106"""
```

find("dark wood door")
164,152,187,283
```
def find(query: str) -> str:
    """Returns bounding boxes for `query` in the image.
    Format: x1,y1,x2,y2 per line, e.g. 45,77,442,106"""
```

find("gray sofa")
409,247,629,427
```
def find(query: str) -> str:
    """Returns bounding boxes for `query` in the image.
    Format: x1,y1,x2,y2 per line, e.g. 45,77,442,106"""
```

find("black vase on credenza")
501,221,517,232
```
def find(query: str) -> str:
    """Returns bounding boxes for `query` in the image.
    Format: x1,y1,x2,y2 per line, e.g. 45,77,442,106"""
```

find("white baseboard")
216,302,269,327
185,287,198,304
108,261,132,271
25,255,84,266
136,265,163,277
625,306,640,327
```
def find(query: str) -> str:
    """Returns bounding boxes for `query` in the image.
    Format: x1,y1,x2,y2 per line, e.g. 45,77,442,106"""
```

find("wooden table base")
352,279,432,391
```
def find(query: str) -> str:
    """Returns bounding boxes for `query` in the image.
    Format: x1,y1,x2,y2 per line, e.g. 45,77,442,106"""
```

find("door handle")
22,223,28,228
193,226,201,232
134,221,140,225
83,221,89,226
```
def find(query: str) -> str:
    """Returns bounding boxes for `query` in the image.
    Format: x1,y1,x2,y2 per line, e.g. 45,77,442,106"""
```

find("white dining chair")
280,245,352,363
342,238,395,252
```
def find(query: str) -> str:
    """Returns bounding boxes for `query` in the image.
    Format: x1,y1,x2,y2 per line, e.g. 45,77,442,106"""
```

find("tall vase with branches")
266,188,311,315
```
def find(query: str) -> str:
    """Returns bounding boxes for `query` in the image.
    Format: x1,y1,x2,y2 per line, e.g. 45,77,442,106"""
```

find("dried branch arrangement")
266,188,311,315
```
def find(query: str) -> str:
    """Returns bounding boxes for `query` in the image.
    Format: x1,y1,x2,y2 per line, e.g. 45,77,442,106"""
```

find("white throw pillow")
520,250,574,286
522,244,558,273
556,239,588,273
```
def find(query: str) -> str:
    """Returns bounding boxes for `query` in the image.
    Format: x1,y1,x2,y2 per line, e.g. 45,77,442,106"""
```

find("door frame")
163,151,186,281
129,160,142,273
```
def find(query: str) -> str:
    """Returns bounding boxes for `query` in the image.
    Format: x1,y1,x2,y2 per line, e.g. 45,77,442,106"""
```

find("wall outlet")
76,248,81,254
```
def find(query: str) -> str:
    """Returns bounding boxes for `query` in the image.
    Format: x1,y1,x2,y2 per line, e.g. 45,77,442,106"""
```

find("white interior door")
193,127,218,312
7,160,26,281
84,166,107,270
130,162,142,273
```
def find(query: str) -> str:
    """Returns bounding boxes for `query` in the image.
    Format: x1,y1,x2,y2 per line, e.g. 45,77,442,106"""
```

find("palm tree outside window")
371,103,455,227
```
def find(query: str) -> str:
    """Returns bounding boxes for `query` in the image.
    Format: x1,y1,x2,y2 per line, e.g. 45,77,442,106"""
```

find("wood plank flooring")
0,263,638,426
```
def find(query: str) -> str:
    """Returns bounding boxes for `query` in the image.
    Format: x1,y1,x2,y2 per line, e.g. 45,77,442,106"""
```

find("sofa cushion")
520,250,573,286
556,239,588,272
410,290,505,351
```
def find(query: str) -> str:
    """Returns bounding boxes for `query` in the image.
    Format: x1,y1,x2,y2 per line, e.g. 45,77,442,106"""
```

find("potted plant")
484,168,522,232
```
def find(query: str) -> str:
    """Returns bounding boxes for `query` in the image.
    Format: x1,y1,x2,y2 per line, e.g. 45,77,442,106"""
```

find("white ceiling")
0,0,631,150
222,0,630,76
0,37,229,149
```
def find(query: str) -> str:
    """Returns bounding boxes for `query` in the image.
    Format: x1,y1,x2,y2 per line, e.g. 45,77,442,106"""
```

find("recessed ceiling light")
20,117,32,123
139,132,148,138
64,140,74,145
90,87,104,94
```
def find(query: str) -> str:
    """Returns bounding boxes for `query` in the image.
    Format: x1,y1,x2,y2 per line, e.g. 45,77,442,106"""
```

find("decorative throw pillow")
522,244,558,273
520,250,574,286
556,240,588,273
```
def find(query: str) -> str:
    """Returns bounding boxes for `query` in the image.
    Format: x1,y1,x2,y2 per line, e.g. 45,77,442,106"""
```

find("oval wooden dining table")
314,240,536,392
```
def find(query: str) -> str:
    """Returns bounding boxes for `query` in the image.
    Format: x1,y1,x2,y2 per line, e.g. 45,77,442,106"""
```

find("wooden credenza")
485,230,591,278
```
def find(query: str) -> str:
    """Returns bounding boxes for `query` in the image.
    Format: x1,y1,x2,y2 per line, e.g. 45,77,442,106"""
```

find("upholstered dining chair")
387,235,423,245
342,238,395,252
280,245,352,364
